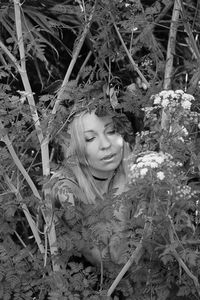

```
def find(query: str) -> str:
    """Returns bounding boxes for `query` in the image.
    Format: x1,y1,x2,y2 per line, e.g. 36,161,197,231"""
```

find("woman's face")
82,111,124,178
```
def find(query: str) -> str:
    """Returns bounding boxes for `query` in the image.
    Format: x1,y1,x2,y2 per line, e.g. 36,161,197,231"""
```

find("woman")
50,108,132,266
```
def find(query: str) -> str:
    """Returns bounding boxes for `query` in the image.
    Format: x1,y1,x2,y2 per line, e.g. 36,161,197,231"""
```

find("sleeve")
49,170,78,207
52,177,75,206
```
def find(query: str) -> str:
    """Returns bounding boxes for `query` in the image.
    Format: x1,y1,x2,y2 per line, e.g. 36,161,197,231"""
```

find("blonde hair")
63,110,130,204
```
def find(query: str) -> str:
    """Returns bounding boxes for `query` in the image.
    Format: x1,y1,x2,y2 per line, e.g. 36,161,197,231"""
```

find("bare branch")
163,0,181,90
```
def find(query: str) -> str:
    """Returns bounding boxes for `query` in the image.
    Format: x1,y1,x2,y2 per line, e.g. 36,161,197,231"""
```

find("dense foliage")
1,0,200,299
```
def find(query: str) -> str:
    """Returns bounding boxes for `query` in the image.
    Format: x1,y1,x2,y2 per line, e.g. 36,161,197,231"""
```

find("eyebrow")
84,122,113,133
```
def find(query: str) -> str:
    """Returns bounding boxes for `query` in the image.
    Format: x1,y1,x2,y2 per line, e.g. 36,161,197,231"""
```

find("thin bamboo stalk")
161,0,181,132
163,0,181,90
9,0,59,271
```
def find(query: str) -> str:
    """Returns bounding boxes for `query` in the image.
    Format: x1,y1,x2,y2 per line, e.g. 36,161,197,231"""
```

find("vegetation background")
0,0,200,299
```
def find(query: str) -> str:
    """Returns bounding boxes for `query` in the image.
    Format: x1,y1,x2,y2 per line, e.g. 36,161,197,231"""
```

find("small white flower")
175,90,184,95
157,171,165,180
177,137,184,142
140,168,148,176
161,98,169,108
181,100,191,110
150,162,159,168
182,93,195,101
181,126,188,136
159,90,173,98
130,165,137,172
154,96,161,105
137,162,145,168
154,156,165,164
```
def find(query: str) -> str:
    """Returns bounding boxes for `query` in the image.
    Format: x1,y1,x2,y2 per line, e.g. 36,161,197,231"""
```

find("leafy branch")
111,17,150,89
4,174,45,255
0,120,41,200
168,217,200,295
107,205,153,296
51,0,98,116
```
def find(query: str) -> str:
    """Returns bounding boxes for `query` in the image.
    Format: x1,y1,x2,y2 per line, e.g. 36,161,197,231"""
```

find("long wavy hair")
62,110,131,204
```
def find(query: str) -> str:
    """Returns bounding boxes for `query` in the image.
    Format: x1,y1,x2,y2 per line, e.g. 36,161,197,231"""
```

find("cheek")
85,144,97,160
115,136,123,148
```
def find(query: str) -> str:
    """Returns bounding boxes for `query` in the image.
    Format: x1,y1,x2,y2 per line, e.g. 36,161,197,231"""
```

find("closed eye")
85,137,95,142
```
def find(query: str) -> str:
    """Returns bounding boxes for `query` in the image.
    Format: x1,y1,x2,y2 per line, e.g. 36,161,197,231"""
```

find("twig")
168,222,200,295
51,0,98,116
107,242,143,297
99,250,104,292
107,190,155,297
14,230,34,258
131,1,174,56
5,174,45,254
107,216,153,297
177,0,200,92
76,50,92,82
173,250,200,291
0,40,20,69
111,19,149,89
178,0,200,61
0,120,41,200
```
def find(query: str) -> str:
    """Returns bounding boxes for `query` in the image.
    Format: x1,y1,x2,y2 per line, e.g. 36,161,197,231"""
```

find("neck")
92,171,117,195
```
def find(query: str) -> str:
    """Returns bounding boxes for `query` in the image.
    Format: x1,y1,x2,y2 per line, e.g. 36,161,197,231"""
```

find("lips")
101,153,116,160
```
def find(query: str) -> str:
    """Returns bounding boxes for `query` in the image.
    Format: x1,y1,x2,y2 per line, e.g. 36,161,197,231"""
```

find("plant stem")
51,1,97,115
107,242,143,297
107,196,154,296
13,0,59,271
14,230,34,258
13,0,49,175
178,0,200,92
131,0,174,56
112,19,149,89
162,0,181,132
76,50,92,82
0,120,41,199
163,0,181,90
5,174,45,254
0,40,20,69
169,224,200,295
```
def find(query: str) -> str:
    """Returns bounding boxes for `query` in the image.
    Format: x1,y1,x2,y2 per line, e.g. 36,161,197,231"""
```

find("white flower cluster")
175,185,196,200
152,90,194,110
128,151,176,182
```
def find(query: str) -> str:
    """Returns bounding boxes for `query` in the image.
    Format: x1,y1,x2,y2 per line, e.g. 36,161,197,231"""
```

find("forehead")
82,111,113,132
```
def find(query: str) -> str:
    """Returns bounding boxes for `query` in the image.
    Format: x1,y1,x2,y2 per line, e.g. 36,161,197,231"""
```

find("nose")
99,134,111,149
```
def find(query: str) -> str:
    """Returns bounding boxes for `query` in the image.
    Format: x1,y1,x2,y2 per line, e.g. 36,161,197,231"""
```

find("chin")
102,162,121,172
